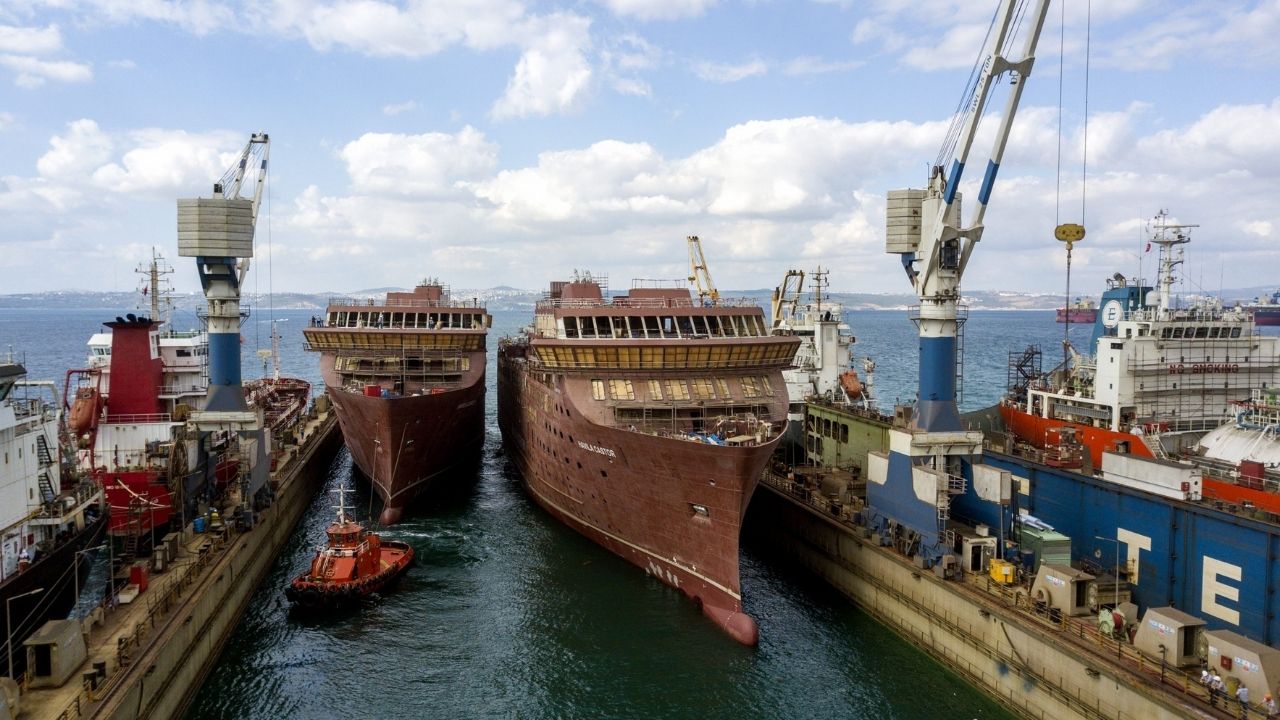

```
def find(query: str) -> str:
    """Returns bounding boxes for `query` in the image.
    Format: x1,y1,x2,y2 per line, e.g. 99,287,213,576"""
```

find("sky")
1,0,1278,298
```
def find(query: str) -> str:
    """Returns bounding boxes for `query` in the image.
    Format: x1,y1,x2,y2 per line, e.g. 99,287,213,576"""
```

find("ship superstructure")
497,272,799,644
1,358,105,679
303,281,490,524
1001,214,1280,467
771,268,872,428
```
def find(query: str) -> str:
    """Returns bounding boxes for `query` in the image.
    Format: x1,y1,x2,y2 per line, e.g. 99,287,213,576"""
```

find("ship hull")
498,352,775,645
1055,309,1098,323
998,402,1153,469
0,511,107,678
1249,308,1280,326
326,376,485,524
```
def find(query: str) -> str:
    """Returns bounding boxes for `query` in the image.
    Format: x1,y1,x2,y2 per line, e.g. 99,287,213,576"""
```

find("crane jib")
943,159,963,205
978,159,1000,206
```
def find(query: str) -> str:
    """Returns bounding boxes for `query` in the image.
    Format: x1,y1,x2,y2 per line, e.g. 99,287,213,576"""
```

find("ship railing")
158,382,208,396
537,296,761,309
326,296,485,309
103,413,173,424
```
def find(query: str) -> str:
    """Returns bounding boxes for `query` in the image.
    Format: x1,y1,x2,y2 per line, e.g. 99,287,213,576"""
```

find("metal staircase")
35,434,58,503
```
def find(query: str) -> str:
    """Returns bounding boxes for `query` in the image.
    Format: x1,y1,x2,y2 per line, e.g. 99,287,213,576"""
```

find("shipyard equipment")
867,0,1050,564
1030,564,1096,618
686,235,719,305
179,133,271,516
1133,607,1205,668
1203,629,1280,704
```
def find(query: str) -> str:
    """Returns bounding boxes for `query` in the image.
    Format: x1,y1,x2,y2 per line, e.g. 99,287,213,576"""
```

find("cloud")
107,58,137,69
490,13,593,119
91,128,243,195
0,112,14,131
340,126,499,195
0,53,92,86
381,100,419,116
783,56,863,76
693,58,767,83
593,0,718,21
600,33,660,96
0,24,63,54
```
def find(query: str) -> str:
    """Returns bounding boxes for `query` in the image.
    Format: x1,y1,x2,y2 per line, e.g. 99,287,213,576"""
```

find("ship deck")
20,409,338,720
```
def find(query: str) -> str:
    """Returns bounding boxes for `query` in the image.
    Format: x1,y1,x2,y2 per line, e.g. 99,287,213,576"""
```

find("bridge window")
596,317,613,338
609,379,635,400
564,317,579,338
666,379,690,401
1194,327,1208,339
647,380,663,400
661,316,677,338
715,378,731,397
591,380,606,400
692,379,715,400
761,376,774,395
742,377,761,398
1172,327,1183,338
707,316,723,337
1231,327,1242,338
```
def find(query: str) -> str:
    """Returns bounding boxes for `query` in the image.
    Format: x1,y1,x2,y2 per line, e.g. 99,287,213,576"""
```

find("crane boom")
687,236,719,304
887,0,1051,432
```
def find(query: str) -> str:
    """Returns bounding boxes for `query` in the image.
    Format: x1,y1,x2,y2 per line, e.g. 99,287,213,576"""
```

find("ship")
285,486,413,608
1,356,106,680
999,213,1280,469
1055,296,1097,323
770,267,874,449
497,271,800,644
1241,289,1280,327
303,281,490,525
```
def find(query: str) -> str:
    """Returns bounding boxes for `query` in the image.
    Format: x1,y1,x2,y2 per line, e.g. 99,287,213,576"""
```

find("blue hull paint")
962,452,1280,647
917,336,960,431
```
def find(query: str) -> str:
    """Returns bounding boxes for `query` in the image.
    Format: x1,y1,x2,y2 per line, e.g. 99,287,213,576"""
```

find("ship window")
715,378,730,397
612,317,628,338
564,317,579,339
648,380,663,400
1195,327,1208,339
706,316,723,337
644,316,661,337
1172,327,1183,338
596,317,613,338
760,376,774,395
628,316,645,338
742,377,761,398
661,316,676,337
1160,328,1170,339
1232,327,1242,338
691,316,709,336
609,379,635,400
841,424,849,443
1209,327,1220,339
677,316,695,336
692,379,715,400
666,379,690,401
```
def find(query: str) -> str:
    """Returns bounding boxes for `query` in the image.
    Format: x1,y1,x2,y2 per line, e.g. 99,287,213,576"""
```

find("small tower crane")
687,236,719,305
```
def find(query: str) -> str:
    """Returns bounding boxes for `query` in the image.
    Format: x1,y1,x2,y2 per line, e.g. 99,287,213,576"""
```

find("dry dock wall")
748,485,1202,720
94,416,340,720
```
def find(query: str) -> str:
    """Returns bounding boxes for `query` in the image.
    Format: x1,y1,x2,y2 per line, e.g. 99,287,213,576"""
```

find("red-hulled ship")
303,281,490,524
497,273,799,644
286,487,413,608
1055,297,1097,323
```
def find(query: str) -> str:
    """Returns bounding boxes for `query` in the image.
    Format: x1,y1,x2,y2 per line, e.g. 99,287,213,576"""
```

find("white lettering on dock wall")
1117,528,1152,585
1202,556,1242,625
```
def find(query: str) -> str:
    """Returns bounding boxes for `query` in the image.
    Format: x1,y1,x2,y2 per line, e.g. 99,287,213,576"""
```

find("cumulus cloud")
693,58,767,83
594,0,718,21
783,56,863,76
0,53,92,87
381,100,419,116
340,126,499,195
490,13,593,119
0,24,63,54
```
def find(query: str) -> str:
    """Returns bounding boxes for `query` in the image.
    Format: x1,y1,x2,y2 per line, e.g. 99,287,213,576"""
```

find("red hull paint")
1202,478,1280,514
100,470,172,533
1055,309,1098,323
326,376,485,524
998,403,1153,469
498,351,775,645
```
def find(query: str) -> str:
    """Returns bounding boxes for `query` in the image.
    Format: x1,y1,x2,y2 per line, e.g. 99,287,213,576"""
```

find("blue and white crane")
868,0,1051,565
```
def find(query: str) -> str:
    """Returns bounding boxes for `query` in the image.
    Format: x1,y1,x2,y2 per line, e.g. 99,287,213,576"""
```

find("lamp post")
72,545,107,620
6,587,44,680
1095,534,1123,660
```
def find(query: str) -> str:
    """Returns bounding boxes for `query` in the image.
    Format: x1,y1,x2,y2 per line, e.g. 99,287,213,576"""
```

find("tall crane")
687,235,719,305
178,132,272,520
869,0,1051,565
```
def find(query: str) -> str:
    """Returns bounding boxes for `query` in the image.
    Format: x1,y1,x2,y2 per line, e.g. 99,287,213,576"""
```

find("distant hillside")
1,285,1272,313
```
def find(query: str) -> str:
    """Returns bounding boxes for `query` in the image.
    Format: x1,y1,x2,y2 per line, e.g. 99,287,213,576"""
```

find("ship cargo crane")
179,132,272,520
687,235,719,305
867,0,1050,565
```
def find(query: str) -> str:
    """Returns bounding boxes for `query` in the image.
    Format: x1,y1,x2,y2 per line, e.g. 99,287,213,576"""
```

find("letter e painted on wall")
1202,556,1242,625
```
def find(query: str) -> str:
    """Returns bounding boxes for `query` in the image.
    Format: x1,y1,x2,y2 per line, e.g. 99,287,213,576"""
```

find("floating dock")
17,402,340,720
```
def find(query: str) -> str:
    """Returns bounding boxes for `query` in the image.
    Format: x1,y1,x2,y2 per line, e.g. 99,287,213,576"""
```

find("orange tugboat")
286,487,414,608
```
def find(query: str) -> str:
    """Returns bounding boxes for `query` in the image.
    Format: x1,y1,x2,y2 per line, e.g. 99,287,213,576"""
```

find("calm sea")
5,304,1225,720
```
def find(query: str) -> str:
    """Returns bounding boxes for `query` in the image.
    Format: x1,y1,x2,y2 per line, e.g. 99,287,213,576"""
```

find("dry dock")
748,472,1237,720
18,403,340,720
